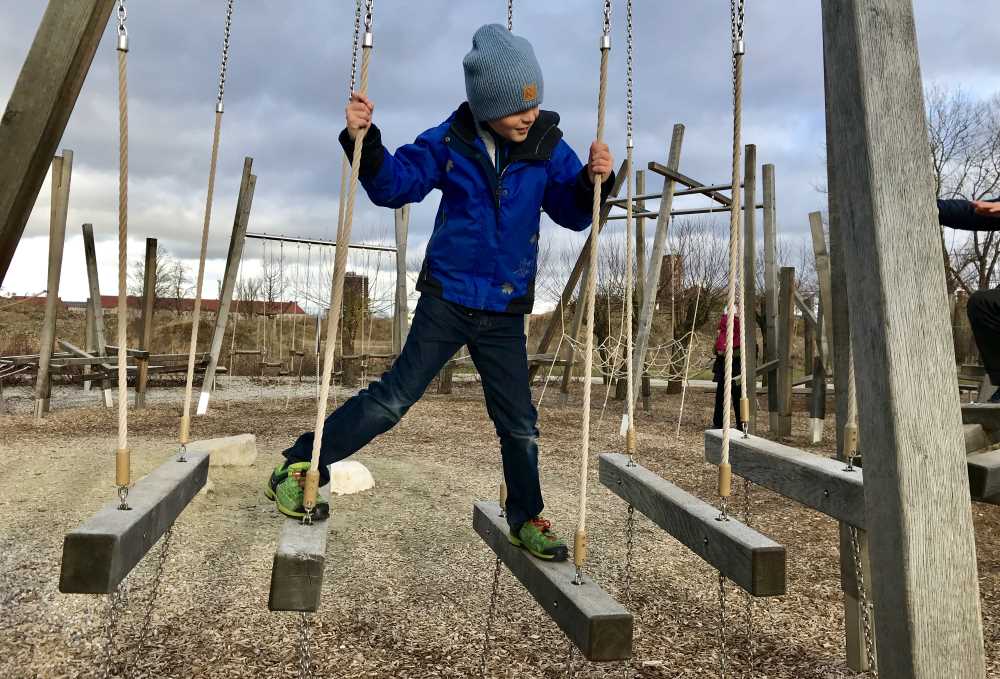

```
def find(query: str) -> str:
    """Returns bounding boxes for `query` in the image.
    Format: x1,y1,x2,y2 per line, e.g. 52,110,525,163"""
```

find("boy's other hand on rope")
587,141,613,184
973,200,1000,218
346,92,374,141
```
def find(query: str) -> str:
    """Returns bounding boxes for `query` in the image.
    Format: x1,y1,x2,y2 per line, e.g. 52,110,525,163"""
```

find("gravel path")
0,380,997,678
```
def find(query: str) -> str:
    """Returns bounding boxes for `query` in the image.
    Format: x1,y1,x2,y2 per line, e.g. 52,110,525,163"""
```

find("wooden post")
33,152,72,419
0,0,117,286
762,165,779,431
743,145,758,431
775,267,794,437
632,125,685,404
82,222,112,408
393,205,410,355
822,1,986,675
803,299,815,373
83,299,95,392
635,170,651,412
135,237,157,409
809,212,836,363
559,280,587,401
197,159,255,415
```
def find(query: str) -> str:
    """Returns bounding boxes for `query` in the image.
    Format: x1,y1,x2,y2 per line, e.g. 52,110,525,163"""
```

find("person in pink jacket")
712,313,745,430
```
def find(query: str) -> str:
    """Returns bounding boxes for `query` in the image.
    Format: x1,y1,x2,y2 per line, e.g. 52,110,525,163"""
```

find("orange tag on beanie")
522,83,538,101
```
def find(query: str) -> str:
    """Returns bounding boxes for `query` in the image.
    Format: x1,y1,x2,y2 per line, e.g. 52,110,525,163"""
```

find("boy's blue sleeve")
338,124,444,209
542,140,616,232
938,197,1000,231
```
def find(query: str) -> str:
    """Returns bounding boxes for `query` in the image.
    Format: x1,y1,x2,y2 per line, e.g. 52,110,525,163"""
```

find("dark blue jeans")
283,293,543,530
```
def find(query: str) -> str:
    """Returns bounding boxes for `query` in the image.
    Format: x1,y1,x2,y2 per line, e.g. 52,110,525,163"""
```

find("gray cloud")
1,0,996,303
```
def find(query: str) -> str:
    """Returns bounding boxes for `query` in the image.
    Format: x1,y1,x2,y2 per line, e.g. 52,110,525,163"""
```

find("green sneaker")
509,517,569,561
265,461,330,521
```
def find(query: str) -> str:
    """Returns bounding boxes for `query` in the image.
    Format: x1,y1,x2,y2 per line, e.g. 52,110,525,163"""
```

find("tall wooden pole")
742,144,758,431
197,160,255,415
33,152,72,419
135,237,157,409
635,170,651,411
82,222,112,408
393,205,410,355
762,164,779,431
0,0,117,285
775,267,794,437
822,1,985,675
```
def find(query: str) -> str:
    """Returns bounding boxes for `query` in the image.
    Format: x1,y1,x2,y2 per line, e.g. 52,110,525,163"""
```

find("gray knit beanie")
463,24,544,122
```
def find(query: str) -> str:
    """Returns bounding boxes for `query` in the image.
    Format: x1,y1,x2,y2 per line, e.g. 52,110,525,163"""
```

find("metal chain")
717,573,730,679
731,0,746,54
621,504,636,679
101,583,128,679
566,638,577,678
125,527,173,678
479,556,503,679
507,0,513,31
349,0,362,95
216,0,236,110
116,0,127,39
625,0,634,146
297,613,314,679
741,479,756,678
602,0,612,36
850,526,878,676
363,0,374,33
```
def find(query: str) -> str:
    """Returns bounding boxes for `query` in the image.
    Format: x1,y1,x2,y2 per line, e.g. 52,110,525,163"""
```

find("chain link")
741,479,756,677
216,0,236,109
602,0,612,37
479,556,503,679
125,527,173,678
364,0,375,33
116,0,127,37
717,573,730,679
349,0,362,95
625,0,634,146
297,613,314,678
621,504,636,679
566,638,577,678
507,0,513,31
101,582,128,679
849,526,878,677
730,0,746,53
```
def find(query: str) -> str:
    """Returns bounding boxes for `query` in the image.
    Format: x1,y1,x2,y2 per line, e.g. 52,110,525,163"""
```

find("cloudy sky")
1,1,997,309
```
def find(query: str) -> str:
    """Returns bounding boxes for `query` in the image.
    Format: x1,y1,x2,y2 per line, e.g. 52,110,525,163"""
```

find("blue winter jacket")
339,103,615,314
938,197,1000,231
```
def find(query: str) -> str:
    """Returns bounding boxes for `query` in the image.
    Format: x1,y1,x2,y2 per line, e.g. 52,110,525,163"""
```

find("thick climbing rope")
333,1,363,246
718,0,746,522
303,0,376,514
675,284,703,438
623,0,637,464
573,0,612,584
179,0,236,450
114,0,131,509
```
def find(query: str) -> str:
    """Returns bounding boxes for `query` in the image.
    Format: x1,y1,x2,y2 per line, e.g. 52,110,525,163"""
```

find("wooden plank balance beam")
59,453,208,593
704,430,866,529
472,501,633,662
599,453,786,597
269,485,332,612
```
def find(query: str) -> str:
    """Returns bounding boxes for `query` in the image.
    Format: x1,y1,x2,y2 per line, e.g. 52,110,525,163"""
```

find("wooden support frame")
704,430,865,528
0,0,117,285
198,159,255,415
527,159,627,383
82,222,113,408
472,501,633,661
393,205,410,355
60,454,208,593
823,1,986,673
136,237,157,409
775,267,795,436
269,486,332,612
599,453,785,597
33,152,72,419
762,165,779,429
743,145,758,431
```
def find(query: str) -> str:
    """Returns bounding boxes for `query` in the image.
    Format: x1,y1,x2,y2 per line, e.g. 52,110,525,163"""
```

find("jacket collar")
449,102,563,163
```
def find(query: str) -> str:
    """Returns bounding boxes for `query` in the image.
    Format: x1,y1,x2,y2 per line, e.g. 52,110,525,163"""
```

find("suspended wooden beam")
59,454,208,593
704,429,865,528
599,453,785,597
269,485,332,612
473,501,633,661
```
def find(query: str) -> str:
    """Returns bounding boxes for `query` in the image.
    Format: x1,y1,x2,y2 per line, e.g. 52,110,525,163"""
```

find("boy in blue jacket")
938,197,1000,400
265,24,615,561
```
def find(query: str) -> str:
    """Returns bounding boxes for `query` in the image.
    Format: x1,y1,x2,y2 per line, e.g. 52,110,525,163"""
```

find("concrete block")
185,434,257,467
329,460,374,496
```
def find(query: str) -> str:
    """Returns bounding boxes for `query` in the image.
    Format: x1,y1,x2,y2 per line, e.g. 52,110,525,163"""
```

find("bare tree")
926,85,1000,292
128,245,179,299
